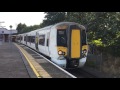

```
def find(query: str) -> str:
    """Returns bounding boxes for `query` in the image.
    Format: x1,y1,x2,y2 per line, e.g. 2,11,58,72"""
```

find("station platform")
0,42,36,78
0,42,74,78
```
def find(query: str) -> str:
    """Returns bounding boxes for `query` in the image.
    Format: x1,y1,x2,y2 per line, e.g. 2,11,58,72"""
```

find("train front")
56,22,88,68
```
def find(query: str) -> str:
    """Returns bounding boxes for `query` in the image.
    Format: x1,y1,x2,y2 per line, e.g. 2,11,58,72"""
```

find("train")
16,22,88,69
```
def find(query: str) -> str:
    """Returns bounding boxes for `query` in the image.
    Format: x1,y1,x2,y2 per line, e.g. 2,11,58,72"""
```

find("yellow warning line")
15,44,41,78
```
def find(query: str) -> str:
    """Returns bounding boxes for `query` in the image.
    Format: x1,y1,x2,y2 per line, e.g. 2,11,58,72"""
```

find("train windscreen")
57,29,67,47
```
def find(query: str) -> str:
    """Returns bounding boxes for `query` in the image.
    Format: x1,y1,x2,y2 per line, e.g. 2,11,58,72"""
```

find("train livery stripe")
15,44,41,78
82,45,88,50
21,50,41,78
71,29,81,58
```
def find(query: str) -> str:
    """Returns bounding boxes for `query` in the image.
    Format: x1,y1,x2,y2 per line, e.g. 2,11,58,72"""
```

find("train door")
26,35,28,45
71,30,81,58
67,25,82,67
20,35,22,43
45,32,50,56
35,32,39,50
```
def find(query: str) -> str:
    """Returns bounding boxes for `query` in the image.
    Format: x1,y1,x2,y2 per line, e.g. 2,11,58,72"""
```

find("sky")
0,12,46,30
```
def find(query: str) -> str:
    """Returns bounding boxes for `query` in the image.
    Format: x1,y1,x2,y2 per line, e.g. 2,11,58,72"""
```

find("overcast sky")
0,12,46,30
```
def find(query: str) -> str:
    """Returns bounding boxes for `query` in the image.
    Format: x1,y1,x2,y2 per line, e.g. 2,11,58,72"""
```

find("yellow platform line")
15,44,41,78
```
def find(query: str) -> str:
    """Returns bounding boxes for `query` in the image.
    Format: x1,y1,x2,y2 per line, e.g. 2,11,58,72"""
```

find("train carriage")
17,22,88,69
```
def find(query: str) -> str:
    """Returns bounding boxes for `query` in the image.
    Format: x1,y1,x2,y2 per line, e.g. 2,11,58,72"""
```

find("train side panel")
37,30,46,55
44,29,51,57
49,26,67,68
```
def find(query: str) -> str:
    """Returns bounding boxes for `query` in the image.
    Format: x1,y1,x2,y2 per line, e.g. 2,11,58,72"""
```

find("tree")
16,23,27,34
22,25,40,33
41,12,66,27
9,25,12,29
65,12,120,56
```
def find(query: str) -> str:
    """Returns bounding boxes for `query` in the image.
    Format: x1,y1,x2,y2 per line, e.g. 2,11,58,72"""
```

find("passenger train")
17,22,88,69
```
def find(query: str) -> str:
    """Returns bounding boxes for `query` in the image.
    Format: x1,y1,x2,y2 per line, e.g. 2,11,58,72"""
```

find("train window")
30,36,31,42
26,36,28,42
29,36,31,42
29,36,31,43
20,36,22,42
28,36,29,42
82,30,87,45
57,29,67,47
39,35,45,46
24,36,26,41
31,36,33,43
47,32,50,46
33,36,35,43
31,36,35,43
17,36,20,40
21,36,23,40
30,36,33,43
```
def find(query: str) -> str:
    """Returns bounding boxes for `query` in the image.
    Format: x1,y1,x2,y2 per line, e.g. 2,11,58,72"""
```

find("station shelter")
0,28,17,42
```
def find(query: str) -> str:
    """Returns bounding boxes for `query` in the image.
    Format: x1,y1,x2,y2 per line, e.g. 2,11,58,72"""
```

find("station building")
0,28,17,42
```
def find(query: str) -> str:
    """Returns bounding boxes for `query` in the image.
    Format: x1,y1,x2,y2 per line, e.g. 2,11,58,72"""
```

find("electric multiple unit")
17,22,88,68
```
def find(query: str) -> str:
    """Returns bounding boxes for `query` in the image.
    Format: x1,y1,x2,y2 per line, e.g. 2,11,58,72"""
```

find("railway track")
17,43,98,78
66,68,98,78
17,43,76,78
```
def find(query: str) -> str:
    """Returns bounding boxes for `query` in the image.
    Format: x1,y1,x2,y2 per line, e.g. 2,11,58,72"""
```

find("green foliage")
16,12,120,57
66,12,120,56
16,23,40,34
41,12,66,27
16,23,27,34
92,39,103,46
9,25,12,29
22,25,40,33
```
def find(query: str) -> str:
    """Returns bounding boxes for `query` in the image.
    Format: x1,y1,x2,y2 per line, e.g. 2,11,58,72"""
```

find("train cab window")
39,35,45,46
82,30,87,45
57,29,67,47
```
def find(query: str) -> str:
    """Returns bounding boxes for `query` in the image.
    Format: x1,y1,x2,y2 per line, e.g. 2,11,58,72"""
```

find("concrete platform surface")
0,42,35,78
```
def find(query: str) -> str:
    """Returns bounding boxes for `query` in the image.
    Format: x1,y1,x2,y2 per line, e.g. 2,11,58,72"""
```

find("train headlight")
83,49,87,53
82,49,87,57
58,50,63,55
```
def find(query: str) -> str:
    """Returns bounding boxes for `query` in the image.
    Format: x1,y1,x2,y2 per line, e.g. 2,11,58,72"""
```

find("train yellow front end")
55,23,88,68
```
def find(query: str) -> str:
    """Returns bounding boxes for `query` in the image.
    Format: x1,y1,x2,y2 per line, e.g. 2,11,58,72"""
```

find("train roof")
55,22,78,25
54,22,86,30
31,22,80,31
17,22,85,35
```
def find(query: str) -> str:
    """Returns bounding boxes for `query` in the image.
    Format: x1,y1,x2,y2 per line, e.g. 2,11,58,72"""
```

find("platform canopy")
0,28,17,34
